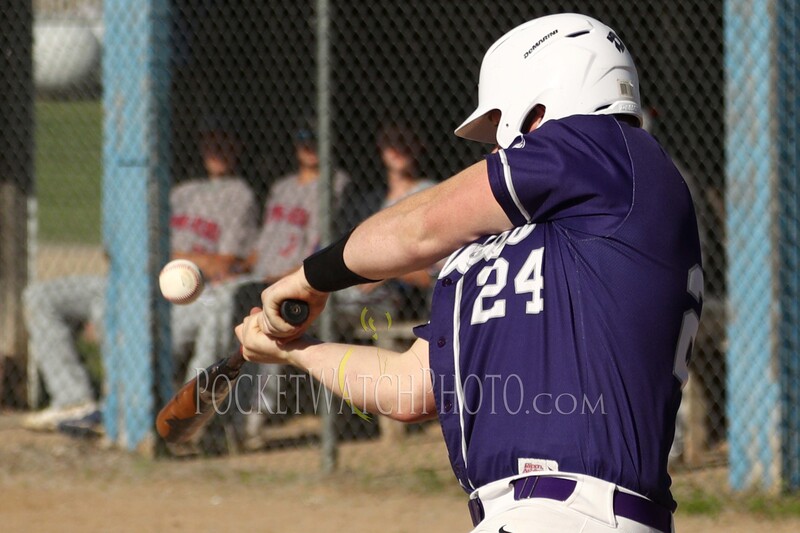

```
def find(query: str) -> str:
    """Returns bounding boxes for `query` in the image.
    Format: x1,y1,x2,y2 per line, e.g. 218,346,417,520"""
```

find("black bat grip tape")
279,299,309,325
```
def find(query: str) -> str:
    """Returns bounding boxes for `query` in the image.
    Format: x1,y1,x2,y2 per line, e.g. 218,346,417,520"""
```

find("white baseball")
159,259,204,305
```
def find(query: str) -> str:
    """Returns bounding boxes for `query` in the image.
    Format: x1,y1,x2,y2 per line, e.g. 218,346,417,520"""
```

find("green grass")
675,484,800,519
745,493,800,519
678,487,724,516
412,467,446,493
35,99,103,244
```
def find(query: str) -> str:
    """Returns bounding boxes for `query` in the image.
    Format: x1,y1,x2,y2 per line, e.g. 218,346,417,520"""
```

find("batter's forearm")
286,339,435,422
343,191,444,281
342,160,512,281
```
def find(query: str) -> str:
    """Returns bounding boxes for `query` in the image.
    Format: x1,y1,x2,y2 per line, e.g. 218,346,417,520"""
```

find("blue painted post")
102,0,171,452
726,0,800,491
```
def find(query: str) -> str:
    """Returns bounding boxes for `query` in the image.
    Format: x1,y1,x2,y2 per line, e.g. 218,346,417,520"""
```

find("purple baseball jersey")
415,115,703,510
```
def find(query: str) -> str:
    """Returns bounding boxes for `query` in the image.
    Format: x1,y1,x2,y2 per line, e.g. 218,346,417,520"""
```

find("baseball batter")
238,13,701,532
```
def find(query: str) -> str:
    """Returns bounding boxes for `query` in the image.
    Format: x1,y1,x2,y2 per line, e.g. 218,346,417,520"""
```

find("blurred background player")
336,124,438,326
23,124,257,432
235,124,443,448
169,127,259,372
241,13,701,532
182,125,348,446
190,124,350,369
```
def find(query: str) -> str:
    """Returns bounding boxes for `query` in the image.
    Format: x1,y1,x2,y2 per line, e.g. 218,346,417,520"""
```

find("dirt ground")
2,413,799,532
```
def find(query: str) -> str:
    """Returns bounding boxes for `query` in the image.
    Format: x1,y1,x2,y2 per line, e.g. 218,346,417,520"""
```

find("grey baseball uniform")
169,177,257,256
186,170,351,424
24,176,257,409
23,275,106,408
253,170,349,278
186,170,349,374
169,177,258,361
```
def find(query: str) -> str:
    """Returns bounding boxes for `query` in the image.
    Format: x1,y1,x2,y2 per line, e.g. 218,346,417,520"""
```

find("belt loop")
468,497,484,527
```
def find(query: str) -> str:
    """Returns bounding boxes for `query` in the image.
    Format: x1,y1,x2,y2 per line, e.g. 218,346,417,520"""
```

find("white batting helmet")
455,13,642,149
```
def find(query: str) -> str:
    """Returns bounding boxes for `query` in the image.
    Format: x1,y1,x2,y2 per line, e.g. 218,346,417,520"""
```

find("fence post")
315,0,338,474
102,0,172,453
725,0,800,491
0,2,32,407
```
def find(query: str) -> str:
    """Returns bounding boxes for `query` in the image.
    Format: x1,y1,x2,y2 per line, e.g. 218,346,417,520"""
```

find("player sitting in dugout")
23,125,258,432
216,125,441,448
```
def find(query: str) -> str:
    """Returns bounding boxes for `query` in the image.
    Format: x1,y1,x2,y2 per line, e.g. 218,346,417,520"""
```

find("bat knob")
280,299,309,325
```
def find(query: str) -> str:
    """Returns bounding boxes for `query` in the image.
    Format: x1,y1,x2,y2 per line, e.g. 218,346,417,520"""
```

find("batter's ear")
613,114,641,127
521,105,546,133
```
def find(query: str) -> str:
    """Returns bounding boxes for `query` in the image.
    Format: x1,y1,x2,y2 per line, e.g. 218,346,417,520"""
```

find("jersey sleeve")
484,117,634,236
413,322,431,341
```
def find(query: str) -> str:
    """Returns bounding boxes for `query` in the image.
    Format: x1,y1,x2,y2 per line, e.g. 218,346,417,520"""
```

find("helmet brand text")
523,29,559,59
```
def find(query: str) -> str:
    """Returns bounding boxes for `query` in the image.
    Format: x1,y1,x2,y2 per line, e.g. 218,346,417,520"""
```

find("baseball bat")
155,299,309,443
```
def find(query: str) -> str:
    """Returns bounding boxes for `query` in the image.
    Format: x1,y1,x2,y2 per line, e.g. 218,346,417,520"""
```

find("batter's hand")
236,307,302,364
259,266,328,340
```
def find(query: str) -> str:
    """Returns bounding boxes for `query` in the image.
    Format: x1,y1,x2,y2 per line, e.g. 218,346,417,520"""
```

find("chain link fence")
2,0,795,509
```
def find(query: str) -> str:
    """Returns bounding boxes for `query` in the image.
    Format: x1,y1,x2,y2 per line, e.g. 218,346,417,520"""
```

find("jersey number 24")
470,252,704,389
470,247,544,325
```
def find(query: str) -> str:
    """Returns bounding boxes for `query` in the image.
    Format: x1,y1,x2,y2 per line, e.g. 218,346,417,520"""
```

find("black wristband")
303,228,379,292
